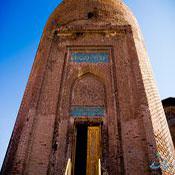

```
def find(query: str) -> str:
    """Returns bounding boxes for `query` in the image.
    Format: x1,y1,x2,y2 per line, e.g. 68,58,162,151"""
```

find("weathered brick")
1,0,174,175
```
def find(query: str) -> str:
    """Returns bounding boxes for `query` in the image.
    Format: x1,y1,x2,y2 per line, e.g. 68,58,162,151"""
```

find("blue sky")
0,0,175,169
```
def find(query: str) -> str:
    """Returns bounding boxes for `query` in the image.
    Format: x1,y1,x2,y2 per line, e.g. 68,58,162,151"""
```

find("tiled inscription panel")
70,53,109,63
70,106,105,117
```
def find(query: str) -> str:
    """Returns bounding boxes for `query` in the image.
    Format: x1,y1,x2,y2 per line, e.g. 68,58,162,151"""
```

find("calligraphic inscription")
70,106,105,117
70,53,109,63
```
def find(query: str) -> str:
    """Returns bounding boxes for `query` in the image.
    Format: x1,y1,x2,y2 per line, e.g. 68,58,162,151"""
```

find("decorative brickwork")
1,0,175,175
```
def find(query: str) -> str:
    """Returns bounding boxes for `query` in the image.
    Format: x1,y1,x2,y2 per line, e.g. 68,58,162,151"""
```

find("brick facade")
1,0,175,174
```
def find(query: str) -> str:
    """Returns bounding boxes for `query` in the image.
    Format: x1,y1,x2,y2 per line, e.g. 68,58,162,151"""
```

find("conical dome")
45,0,139,33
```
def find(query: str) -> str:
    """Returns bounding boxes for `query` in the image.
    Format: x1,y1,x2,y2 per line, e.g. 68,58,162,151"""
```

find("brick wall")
1,0,174,175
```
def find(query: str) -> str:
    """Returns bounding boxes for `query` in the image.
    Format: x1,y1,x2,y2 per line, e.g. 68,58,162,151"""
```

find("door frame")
71,118,103,175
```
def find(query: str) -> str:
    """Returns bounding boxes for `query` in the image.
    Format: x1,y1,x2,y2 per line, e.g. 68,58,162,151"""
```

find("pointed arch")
71,73,105,107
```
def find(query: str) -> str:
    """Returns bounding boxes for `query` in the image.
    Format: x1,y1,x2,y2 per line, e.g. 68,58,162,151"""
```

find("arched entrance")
70,73,105,175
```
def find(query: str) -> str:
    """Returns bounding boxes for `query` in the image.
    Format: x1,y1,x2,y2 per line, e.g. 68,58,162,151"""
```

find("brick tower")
1,0,175,174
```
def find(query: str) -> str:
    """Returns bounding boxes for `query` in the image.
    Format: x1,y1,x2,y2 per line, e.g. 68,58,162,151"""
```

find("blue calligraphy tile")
70,106,105,117
71,53,109,63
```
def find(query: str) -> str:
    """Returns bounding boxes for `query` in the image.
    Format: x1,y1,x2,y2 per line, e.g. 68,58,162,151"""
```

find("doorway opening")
73,124,101,175
74,125,88,175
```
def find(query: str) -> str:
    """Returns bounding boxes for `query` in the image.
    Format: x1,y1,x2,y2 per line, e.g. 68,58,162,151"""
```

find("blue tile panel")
71,53,109,63
70,106,105,117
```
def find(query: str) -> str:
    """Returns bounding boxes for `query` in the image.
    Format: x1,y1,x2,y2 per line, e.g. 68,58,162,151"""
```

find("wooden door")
86,126,101,175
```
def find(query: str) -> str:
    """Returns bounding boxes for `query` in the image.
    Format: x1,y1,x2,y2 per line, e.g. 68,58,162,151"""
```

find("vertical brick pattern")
134,33,175,173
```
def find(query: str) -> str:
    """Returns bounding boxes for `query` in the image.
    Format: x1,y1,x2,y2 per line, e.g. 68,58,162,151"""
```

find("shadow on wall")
162,97,175,145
